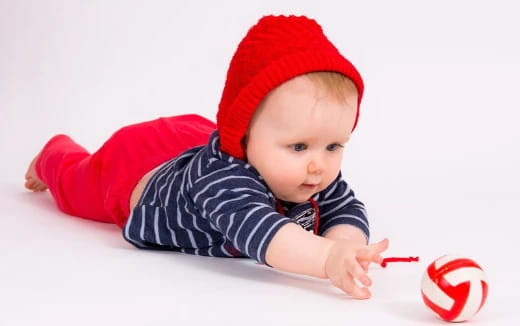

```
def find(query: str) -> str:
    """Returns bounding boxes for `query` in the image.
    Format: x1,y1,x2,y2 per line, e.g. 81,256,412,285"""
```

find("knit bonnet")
217,15,364,160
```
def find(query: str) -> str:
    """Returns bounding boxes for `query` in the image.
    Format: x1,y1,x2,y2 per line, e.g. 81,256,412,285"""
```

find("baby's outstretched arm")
322,224,368,244
323,224,376,273
265,223,389,299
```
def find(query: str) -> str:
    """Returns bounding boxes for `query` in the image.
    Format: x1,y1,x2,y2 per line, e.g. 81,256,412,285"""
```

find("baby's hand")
324,238,389,299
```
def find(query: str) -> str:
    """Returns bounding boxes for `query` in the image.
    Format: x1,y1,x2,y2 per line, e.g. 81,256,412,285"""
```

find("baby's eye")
326,143,344,151
291,143,308,152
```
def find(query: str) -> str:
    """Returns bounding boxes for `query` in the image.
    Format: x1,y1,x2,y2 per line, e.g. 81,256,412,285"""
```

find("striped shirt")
123,131,369,264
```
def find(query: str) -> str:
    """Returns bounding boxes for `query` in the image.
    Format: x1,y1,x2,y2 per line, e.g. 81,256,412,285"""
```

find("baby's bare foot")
25,154,47,192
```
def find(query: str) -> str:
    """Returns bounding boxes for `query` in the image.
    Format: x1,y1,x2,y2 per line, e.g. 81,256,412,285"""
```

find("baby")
25,15,389,299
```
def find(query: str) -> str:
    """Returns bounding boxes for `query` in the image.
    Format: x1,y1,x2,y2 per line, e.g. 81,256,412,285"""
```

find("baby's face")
245,75,358,203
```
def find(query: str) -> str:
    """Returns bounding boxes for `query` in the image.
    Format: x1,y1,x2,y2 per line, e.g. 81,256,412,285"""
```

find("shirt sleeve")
316,173,370,240
190,165,294,264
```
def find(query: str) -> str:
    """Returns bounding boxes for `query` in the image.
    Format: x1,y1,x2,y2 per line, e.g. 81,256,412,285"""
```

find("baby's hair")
305,71,358,103
242,71,358,151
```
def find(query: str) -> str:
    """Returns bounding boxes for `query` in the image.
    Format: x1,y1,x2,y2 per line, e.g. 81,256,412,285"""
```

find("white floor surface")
1,1,519,325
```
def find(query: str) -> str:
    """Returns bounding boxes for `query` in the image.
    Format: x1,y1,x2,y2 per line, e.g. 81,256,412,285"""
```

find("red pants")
35,114,216,227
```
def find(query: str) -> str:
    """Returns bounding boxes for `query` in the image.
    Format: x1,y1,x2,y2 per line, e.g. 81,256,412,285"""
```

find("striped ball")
421,254,488,322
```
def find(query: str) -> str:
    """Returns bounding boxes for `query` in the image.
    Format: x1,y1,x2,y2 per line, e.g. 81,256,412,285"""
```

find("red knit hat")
217,15,364,160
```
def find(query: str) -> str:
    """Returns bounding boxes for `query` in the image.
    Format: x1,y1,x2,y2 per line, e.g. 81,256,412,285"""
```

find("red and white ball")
421,254,488,322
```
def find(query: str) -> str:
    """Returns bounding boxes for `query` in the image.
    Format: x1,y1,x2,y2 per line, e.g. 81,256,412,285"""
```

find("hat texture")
217,15,364,160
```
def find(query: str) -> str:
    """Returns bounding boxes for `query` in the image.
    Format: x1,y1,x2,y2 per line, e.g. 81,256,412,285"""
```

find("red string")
381,256,419,268
275,200,284,215
309,198,320,235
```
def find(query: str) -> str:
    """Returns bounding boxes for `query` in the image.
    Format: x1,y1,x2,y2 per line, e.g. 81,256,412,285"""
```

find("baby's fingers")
340,274,371,300
359,238,389,264
347,259,372,287
359,260,369,272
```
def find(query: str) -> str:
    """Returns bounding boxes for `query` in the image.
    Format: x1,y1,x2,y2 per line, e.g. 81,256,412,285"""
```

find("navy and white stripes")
123,131,369,264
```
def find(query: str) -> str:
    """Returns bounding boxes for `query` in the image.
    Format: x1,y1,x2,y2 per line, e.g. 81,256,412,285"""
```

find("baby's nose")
308,158,324,174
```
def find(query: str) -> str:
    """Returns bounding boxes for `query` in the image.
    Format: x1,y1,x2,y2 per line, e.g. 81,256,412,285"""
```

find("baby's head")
217,15,364,203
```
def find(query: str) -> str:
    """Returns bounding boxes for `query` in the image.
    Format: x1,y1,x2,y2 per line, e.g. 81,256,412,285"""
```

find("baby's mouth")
301,183,318,190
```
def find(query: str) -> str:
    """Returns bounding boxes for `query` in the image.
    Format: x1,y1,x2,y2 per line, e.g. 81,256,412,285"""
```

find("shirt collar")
209,130,259,176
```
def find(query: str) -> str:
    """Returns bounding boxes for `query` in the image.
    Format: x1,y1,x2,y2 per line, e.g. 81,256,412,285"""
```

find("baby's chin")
275,192,317,204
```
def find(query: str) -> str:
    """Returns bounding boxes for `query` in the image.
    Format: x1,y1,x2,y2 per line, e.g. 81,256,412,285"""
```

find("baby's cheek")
279,168,305,189
268,167,293,183
264,164,297,185
273,158,300,175
323,168,340,188
263,152,306,183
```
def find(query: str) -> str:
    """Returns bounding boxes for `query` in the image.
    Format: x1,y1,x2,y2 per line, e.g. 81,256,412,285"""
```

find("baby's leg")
27,134,113,223
25,155,47,192
26,114,216,227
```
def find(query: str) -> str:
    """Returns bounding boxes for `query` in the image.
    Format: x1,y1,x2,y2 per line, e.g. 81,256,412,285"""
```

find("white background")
1,0,519,325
